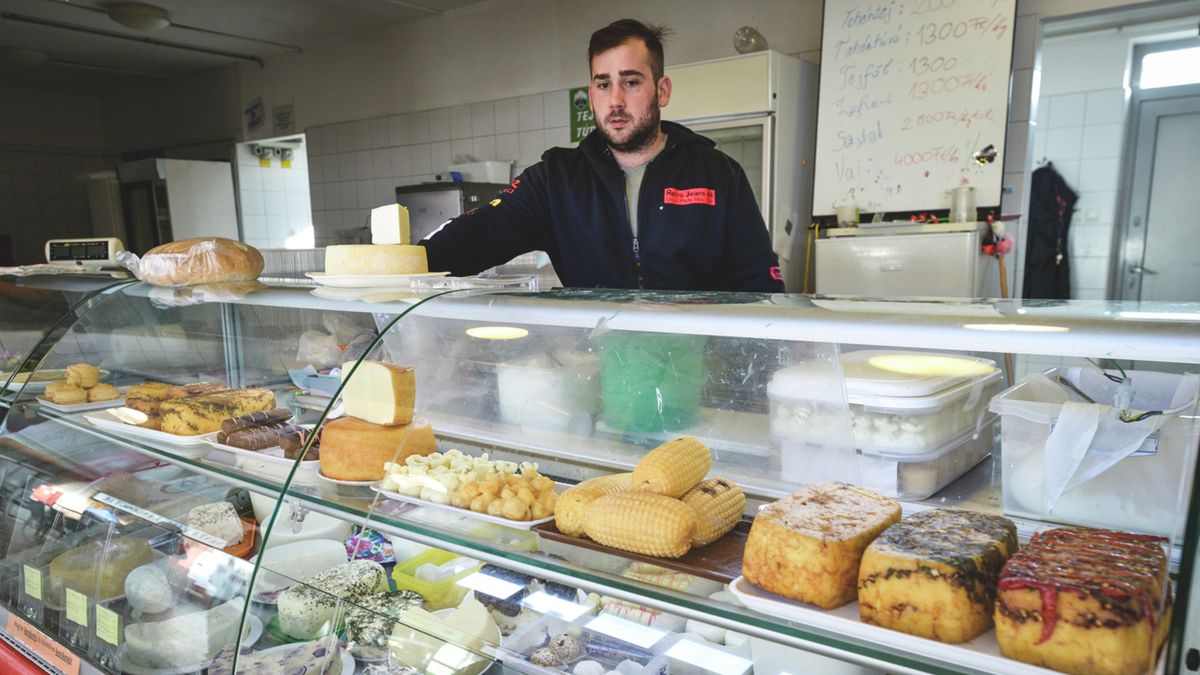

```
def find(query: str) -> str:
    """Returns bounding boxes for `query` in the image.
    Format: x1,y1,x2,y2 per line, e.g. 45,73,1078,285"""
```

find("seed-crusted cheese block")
341,360,415,425
187,501,244,547
858,509,1017,643
124,598,249,668
48,537,154,600
320,416,436,481
277,559,389,640
346,589,426,658
324,244,427,275
160,387,275,435
995,528,1171,675
742,482,900,609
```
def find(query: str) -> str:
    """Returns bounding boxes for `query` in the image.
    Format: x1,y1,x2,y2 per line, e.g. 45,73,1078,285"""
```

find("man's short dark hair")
588,19,670,81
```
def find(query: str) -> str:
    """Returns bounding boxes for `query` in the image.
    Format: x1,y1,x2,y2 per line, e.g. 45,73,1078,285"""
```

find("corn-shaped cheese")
555,473,632,536
583,492,698,558
631,436,712,498
681,478,745,546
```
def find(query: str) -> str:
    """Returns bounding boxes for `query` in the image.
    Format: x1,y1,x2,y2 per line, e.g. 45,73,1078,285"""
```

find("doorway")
1115,39,1200,302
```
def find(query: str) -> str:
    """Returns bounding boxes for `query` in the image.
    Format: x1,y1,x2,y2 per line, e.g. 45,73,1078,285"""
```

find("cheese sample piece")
324,244,427,275
124,598,249,668
389,596,498,675
188,502,245,547
277,560,388,640
858,509,1017,643
255,539,349,593
371,203,412,245
160,387,275,436
742,482,900,609
320,416,436,482
341,360,415,425
346,589,426,657
48,537,153,600
124,563,177,614
210,635,341,675
995,528,1170,675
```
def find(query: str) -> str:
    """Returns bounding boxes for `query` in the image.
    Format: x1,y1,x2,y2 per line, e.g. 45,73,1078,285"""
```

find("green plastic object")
597,331,706,433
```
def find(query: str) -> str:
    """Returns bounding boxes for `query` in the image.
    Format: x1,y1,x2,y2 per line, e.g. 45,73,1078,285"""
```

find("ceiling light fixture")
106,2,171,32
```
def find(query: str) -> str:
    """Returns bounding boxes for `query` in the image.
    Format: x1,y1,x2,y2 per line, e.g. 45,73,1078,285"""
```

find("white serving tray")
118,614,262,675
203,437,320,486
84,410,218,455
305,271,448,288
371,483,561,530
36,392,126,413
727,576,1057,675
4,368,111,393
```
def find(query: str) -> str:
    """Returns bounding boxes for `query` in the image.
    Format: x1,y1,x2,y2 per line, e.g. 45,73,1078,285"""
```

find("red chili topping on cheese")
998,528,1168,645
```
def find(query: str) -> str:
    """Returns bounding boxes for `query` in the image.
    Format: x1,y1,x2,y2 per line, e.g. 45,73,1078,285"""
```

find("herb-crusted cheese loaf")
277,559,389,640
995,528,1171,675
858,509,1017,642
742,482,900,609
159,387,275,435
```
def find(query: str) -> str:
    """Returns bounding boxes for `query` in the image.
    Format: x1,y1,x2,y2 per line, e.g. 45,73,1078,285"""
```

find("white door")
1119,92,1200,301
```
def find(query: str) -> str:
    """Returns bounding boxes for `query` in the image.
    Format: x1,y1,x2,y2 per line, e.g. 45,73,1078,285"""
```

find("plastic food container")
500,614,669,675
391,549,482,610
497,352,600,434
597,332,706,433
772,419,995,500
769,350,1001,455
990,367,1200,538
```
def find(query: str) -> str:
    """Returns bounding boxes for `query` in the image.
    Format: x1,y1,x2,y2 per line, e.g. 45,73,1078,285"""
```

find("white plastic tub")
769,350,1001,455
990,367,1200,538
773,419,995,500
496,352,599,434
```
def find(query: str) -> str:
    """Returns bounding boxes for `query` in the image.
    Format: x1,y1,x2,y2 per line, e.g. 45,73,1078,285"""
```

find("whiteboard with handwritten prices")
813,0,1016,215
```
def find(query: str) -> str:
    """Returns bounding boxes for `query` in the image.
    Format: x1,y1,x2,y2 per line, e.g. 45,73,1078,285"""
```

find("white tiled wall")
1033,85,1126,300
235,138,314,249
0,149,105,264
305,90,574,245
1030,28,1135,301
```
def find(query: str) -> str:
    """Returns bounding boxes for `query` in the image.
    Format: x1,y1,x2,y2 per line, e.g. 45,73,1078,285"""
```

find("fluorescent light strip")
455,570,524,601
665,638,754,675
520,590,590,621
584,613,667,650
961,323,1069,333
1119,311,1200,321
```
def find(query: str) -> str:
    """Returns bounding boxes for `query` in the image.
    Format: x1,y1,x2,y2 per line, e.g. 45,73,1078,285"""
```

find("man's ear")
657,75,672,107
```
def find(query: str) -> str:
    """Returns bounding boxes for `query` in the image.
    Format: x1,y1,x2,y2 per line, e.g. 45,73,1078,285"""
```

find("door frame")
1111,37,1200,299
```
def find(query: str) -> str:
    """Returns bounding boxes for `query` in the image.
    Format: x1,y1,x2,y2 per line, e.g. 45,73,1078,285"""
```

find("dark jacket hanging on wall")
1023,164,1078,299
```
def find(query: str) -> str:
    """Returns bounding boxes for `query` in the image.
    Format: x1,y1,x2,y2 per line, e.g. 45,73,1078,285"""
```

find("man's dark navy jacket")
421,121,784,292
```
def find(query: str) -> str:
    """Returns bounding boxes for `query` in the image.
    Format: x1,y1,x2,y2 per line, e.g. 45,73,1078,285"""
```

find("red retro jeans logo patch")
664,187,716,206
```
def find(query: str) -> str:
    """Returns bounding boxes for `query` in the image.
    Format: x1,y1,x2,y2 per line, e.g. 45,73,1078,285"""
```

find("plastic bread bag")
118,237,264,287
147,281,266,308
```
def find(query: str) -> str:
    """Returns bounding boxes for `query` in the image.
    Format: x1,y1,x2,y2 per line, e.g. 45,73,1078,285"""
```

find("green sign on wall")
569,87,594,143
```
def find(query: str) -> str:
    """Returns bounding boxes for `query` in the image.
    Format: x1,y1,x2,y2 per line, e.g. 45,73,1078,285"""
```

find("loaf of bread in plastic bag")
127,237,263,286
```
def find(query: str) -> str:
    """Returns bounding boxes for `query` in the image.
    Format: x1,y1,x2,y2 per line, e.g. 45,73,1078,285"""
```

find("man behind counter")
420,19,785,293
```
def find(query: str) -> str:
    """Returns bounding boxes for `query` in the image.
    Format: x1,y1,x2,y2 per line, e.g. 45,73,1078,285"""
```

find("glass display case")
0,282,1196,675
0,275,132,414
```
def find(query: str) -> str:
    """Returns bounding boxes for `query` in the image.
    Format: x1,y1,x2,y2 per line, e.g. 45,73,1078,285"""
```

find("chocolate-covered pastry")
220,421,298,450
220,407,292,435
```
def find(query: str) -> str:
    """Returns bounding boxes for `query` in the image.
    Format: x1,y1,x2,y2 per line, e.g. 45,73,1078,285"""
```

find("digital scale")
44,237,126,269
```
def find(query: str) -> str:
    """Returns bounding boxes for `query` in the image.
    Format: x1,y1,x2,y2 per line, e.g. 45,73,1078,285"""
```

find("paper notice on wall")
273,103,295,135
244,97,264,133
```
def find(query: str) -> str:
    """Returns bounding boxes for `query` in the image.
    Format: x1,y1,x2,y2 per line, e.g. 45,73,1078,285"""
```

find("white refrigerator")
664,50,818,293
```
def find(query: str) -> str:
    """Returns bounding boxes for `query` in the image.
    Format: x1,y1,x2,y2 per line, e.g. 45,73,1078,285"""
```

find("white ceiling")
0,0,486,95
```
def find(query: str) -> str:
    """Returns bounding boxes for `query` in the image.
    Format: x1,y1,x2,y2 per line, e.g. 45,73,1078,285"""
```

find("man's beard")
599,100,661,153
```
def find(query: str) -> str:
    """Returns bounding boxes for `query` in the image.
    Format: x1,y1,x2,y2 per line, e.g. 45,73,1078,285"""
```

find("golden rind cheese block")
858,508,1017,643
319,416,436,481
995,528,1171,675
742,482,900,609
